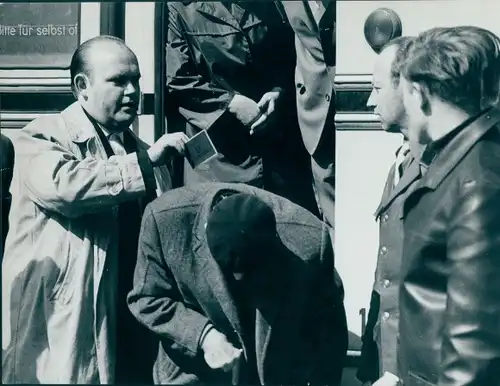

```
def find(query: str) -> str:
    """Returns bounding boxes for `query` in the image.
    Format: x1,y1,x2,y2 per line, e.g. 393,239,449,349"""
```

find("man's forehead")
373,46,397,83
88,46,139,77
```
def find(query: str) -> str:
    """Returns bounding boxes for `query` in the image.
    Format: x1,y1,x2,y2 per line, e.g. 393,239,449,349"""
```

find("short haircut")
69,35,131,96
400,26,500,113
380,36,416,86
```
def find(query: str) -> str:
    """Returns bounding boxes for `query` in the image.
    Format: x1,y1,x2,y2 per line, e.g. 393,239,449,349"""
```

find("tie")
108,133,127,156
307,0,324,25
393,142,411,188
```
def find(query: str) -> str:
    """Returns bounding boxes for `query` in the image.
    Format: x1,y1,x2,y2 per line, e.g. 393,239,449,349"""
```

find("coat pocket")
408,371,436,386
47,231,84,306
49,252,77,306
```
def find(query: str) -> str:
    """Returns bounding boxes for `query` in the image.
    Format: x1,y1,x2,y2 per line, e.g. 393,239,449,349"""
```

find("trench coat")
127,182,348,385
399,108,500,386
281,0,336,231
2,102,171,384
165,1,312,199
280,0,335,156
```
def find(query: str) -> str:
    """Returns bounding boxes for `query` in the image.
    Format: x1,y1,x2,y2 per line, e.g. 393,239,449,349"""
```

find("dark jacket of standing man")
281,0,336,234
397,26,500,386
127,182,348,385
1,133,14,259
356,37,420,384
165,1,318,214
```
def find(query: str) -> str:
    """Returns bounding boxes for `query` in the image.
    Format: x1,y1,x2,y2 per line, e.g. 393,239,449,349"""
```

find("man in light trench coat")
2,35,188,384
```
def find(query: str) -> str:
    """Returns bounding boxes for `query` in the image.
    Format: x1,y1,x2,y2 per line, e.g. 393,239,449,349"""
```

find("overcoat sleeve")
127,205,210,358
16,117,152,219
166,4,235,132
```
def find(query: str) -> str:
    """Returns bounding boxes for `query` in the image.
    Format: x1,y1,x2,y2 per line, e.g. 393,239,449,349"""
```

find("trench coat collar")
417,107,500,191
283,0,334,30
190,184,285,383
61,102,100,144
60,102,146,157
193,1,251,31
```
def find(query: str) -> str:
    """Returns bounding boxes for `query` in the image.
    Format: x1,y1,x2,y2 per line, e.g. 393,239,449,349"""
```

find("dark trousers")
114,196,158,384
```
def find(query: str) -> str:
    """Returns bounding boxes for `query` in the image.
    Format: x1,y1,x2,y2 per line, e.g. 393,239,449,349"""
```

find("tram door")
335,0,500,380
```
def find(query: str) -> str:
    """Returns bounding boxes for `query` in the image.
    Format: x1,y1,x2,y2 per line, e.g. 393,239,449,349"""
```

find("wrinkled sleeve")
440,174,500,385
17,123,149,219
127,205,210,357
166,4,235,131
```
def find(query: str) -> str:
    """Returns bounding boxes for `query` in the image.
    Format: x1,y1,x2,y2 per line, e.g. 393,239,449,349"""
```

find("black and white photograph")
1,1,500,385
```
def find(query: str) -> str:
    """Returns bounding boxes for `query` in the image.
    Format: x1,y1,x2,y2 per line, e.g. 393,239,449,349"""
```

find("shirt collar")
395,140,410,157
419,107,492,169
97,122,124,142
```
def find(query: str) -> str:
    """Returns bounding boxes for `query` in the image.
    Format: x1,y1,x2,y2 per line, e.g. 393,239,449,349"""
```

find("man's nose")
366,89,377,108
124,80,139,95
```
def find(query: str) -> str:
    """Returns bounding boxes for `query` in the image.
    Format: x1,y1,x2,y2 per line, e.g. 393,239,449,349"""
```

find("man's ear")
412,82,432,116
74,73,90,100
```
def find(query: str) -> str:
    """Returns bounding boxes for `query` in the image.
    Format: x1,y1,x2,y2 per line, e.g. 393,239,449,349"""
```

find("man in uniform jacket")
127,182,348,385
357,37,420,386
281,0,336,235
165,1,318,215
1,133,14,260
396,26,500,386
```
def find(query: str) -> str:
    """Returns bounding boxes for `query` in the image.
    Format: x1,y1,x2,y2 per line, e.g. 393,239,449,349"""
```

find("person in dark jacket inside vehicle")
392,26,500,386
165,1,319,216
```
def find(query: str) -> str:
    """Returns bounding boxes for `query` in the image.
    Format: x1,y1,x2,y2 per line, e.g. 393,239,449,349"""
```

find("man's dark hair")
400,26,500,113
380,36,416,86
69,35,131,96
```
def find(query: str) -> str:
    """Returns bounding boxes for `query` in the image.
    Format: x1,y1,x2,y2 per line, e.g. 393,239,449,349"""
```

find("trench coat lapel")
282,1,319,35
195,2,247,32
61,102,108,161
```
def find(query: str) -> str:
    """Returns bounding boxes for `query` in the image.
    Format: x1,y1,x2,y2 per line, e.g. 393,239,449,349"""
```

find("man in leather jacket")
394,26,500,386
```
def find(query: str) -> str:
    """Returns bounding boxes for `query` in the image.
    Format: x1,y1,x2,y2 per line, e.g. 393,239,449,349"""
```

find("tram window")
0,3,80,69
